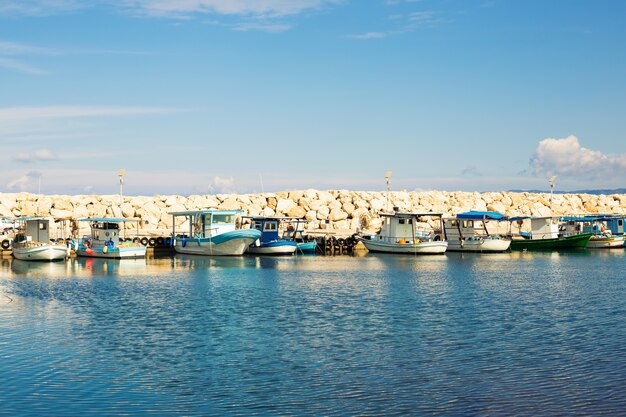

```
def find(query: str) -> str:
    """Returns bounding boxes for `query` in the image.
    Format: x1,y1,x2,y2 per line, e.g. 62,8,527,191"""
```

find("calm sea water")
1,250,625,416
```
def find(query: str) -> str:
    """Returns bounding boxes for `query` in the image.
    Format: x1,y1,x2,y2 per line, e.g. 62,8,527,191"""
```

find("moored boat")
75,218,146,259
560,214,625,248
509,216,592,250
281,217,317,254
244,216,298,255
170,210,261,256
443,211,511,252
358,211,447,254
11,216,68,261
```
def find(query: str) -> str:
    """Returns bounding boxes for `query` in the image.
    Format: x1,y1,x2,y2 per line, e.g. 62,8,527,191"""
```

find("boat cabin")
249,217,280,244
14,216,51,243
561,214,625,236
376,212,444,244
444,211,507,240
79,218,132,246
511,216,563,240
170,210,242,238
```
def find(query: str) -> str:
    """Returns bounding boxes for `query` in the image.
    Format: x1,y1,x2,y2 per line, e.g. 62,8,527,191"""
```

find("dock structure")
2,230,364,258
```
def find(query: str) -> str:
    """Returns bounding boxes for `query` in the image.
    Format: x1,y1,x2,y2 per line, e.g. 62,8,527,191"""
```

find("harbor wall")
1,190,625,237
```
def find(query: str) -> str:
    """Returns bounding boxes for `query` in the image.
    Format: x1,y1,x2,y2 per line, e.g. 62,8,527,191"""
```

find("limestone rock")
276,198,297,214
329,208,348,221
288,206,307,218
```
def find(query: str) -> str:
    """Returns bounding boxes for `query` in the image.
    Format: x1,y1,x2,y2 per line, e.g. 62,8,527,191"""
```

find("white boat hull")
586,235,625,248
247,244,297,255
446,238,511,252
174,238,256,256
359,238,447,254
12,243,68,261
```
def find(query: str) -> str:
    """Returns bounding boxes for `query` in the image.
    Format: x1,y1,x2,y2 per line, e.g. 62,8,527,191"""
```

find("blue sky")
1,0,625,195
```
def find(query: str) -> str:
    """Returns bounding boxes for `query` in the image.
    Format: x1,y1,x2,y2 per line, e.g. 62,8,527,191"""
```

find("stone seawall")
1,190,625,237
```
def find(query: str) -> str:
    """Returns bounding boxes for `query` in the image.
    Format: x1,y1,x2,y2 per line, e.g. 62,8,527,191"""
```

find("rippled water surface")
1,250,626,416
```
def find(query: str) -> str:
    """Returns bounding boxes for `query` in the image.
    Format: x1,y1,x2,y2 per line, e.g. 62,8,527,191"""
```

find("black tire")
156,237,164,246
148,238,156,247
140,237,149,246
132,237,140,243
1,239,10,250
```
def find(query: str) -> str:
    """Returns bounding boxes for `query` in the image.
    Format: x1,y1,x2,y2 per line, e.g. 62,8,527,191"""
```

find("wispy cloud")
13,149,59,163
232,22,292,32
530,135,626,179
0,0,340,18
0,0,85,16
348,32,387,40
0,39,149,75
0,57,47,75
6,170,42,192
121,0,340,18
348,8,439,40
461,166,483,177
208,175,236,193
0,105,183,139
0,105,178,123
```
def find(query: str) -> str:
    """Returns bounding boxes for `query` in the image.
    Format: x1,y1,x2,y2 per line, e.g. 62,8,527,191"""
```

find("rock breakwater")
1,190,625,237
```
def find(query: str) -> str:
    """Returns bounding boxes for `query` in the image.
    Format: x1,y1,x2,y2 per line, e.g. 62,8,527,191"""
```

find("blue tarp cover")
78,217,137,222
456,211,507,220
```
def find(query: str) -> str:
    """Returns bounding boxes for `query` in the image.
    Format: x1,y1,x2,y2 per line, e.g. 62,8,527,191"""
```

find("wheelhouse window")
212,214,235,224
264,222,278,231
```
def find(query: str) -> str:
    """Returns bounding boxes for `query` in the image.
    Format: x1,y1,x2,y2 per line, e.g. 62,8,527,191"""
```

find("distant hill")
509,188,626,195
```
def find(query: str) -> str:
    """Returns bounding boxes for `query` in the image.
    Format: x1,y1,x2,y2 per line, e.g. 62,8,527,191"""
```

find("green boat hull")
510,233,593,250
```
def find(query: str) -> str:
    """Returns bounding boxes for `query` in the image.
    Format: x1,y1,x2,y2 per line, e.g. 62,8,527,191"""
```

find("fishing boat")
560,214,625,248
170,210,261,256
11,216,68,261
443,211,511,252
281,217,317,254
74,218,146,259
358,211,447,254
509,216,593,250
1,216,17,251
244,216,298,255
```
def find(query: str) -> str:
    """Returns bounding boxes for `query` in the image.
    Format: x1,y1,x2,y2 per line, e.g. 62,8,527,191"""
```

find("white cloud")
0,0,339,18
6,170,42,192
0,105,177,123
232,22,292,32
348,32,387,40
0,106,183,143
408,11,435,23
13,149,59,163
530,135,626,179
208,175,235,193
0,57,48,75
0,0,85,16
121,0,339,18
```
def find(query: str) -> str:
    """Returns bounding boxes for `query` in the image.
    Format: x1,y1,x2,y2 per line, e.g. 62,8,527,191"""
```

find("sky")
1,0,625,196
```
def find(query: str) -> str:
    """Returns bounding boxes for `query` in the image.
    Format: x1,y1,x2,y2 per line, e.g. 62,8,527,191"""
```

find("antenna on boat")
385,171,392,212
548,175,557,212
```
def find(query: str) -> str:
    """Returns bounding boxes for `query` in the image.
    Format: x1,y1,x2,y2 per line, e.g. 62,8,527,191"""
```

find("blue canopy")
77,217,138,222
456,211,507,221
